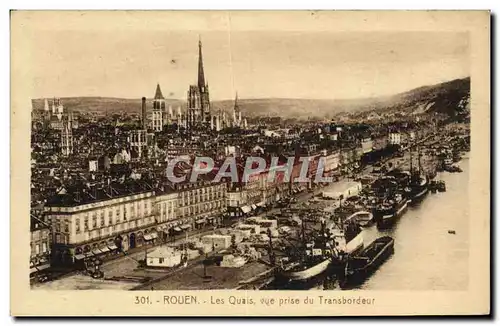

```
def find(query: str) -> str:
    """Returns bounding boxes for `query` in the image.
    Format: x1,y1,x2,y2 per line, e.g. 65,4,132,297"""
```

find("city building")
129,129,147,160
44,181,157,267
154,188,179,242
174,178,227,229
389,132,402,145
30,213,51,275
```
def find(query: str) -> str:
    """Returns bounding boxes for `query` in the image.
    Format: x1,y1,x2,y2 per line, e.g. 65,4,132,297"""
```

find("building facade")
129,129,147,160
389,132,402,145
30,215,51,275
154,190,179,241
175,180,227,229
45,188,157,266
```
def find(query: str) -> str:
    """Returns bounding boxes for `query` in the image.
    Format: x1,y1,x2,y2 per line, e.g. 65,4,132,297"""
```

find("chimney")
141,97,147,130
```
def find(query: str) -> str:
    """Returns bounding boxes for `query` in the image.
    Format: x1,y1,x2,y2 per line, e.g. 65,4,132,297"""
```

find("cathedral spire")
198,36,206,90
234,92,239,112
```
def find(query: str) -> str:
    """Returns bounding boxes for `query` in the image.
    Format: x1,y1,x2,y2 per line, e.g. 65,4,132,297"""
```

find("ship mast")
267,229,276,266
301,218,306,262
409,133,413,174
417,144,422,174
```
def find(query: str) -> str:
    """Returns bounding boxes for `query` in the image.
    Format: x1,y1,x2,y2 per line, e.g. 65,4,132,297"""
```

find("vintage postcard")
10,10,490,316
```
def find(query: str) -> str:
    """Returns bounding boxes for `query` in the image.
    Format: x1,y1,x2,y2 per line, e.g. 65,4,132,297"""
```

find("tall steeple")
154,83,164,99
198,36,206,91
234,92,239,112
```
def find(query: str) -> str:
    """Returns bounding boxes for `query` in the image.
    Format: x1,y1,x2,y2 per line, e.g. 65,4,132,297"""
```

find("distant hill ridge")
32,77,470,119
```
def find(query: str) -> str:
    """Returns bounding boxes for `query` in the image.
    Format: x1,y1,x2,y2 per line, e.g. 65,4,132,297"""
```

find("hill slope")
32,77,470,119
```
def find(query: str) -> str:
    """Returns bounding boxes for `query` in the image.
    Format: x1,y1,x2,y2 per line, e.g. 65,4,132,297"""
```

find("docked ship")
407,144,429,206
278,221,334,282
279,217,365,282
408,172,429,205
280,253,332,281
374,193,409,229
342,236,394,286
345,210,374,227
328,219,365,258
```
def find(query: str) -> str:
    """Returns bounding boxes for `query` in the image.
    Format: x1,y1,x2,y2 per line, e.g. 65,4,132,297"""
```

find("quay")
33,126,468,291
31,118,470,291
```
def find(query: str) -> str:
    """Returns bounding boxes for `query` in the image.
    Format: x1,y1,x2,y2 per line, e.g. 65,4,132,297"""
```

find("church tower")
152,84,165,132
187,38,211,129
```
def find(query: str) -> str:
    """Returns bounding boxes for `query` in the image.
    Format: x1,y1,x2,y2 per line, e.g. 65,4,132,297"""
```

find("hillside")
32,77,470,119
32,97,185,115
379,77,471,116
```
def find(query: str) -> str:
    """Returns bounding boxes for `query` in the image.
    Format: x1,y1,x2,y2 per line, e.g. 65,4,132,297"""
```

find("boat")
279,221,334,282
445,164,462,173
281,255,332,281
437,180,446,192
342,236,395,285
429,180,438,193
406,143,429,206
374,193,408,229
408,173,429,205
328,220,365,258
345,210,374,227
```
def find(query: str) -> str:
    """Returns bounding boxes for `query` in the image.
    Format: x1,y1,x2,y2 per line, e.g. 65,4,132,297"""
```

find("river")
306,156,470,291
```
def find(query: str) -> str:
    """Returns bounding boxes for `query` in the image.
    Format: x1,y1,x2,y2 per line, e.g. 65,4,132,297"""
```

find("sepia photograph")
10,10,490,316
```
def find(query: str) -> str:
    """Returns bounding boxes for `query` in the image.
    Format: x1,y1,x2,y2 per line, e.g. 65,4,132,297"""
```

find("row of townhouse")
42,179,227,267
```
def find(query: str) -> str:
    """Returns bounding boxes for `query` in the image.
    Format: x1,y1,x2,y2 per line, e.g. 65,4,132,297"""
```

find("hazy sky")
29,30,469,100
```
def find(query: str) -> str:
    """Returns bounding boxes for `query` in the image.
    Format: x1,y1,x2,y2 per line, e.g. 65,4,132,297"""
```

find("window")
84,216,89,231
108,210,113,224
116,208,120,223
92,213,97,228
159,258,164,264
35,244,40,254
123,207,127,221
42,242,47,253
75,218,81,233
100,213,105,227
64,221,69,233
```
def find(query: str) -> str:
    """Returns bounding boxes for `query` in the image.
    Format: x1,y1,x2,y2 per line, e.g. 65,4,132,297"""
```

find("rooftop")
45,179,155,207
